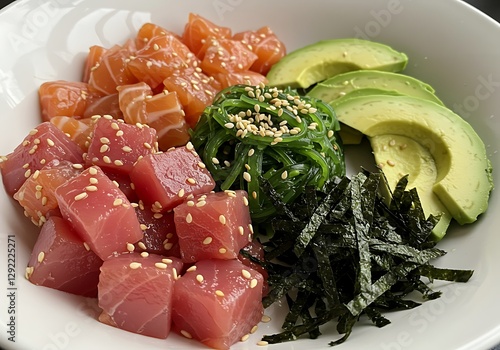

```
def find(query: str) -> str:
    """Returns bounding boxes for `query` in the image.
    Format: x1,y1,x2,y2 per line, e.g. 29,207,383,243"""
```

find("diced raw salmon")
127,34,197,90
39,80,102,122
129,144,215,212
162,68,219,128
98,253,183,338
135,22,182,50
171,259,264,349
200,38,258,76
214,70,268,89
88,44,138,95
54,166,143,260
49,116,93,151
181,13,232,58
26,215,103,297
232,26,286,75
173,190,253,263
82,45,108,83
83,93,124,120
117,82,190,150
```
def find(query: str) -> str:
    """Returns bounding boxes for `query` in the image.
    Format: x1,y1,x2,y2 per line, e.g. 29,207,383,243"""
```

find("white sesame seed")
126,243,135,252
242,269,252,279
203,236,212,245
155,262,168,269
215,290,225,297
180,330,192,339
219,215,227,225
141,252,149,258
186,213,193,223
196,274,204,283
243,172,252,182
250,278,258,288
261,315,272,323
37,251,45,263
129,262,142,269
74,192,88,201
113,198,123,206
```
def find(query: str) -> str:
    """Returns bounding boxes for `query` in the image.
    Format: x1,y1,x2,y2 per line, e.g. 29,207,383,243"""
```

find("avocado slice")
371,134,452,240
266,38,408,89
334,94,493,225
332,89,403,145
309,70,444,106
308,70,445,145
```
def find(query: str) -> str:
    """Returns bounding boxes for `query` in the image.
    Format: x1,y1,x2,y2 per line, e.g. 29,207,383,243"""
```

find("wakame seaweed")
190,83,345,223
259,170,474,346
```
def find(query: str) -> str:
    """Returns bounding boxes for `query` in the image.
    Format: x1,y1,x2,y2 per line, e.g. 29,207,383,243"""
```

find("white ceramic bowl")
0,1,499,349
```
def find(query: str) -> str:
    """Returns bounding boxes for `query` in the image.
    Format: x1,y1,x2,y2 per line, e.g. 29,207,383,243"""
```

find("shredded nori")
258,170,474,346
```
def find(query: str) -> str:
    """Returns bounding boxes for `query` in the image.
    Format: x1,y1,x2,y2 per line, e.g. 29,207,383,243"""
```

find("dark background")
0,0,500,21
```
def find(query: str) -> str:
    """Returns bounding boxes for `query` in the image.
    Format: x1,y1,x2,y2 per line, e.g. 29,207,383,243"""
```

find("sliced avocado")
332,89,403,145
371,134,452,240
266,38,408,89
309,70,444,106
334,94,493,225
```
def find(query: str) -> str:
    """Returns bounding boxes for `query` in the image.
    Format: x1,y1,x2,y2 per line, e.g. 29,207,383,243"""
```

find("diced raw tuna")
0,122,84,197
104,170,138,203
13,159,83,227
171,259,264,349
130,143,215,212
85,116,157,174
26,215,103,297
238,240,269,296
134,205,181,258
98,253,183,339
174,190,253,263
54,166,143,260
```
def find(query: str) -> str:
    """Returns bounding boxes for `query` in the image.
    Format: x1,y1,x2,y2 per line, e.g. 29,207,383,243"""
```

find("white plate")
0,0,499,349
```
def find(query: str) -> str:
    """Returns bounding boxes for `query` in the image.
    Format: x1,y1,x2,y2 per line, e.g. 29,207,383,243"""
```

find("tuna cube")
13,159,83,227
130,143,215,212
55,165,143,260
98,253,183,339
172,259,264,349
173,190,253,263
25,215,103,297
0,122,84,196
85,116,157,174
134,205,181,258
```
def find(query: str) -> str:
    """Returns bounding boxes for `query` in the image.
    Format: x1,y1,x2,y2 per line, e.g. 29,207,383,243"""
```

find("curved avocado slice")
371,134,452,240
266,38,408,89
334,94,493,225
309,70,444,106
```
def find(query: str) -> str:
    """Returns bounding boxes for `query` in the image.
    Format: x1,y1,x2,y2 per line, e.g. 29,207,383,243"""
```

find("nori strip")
259,170,474,346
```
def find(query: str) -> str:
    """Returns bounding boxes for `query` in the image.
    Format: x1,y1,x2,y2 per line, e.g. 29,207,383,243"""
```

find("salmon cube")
98,253,183,339
0,122,84,197
174,190,253,263
85,116,157,174
54,166,143,260
26,215,103,297
172,259,264,349
130,144,215,212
